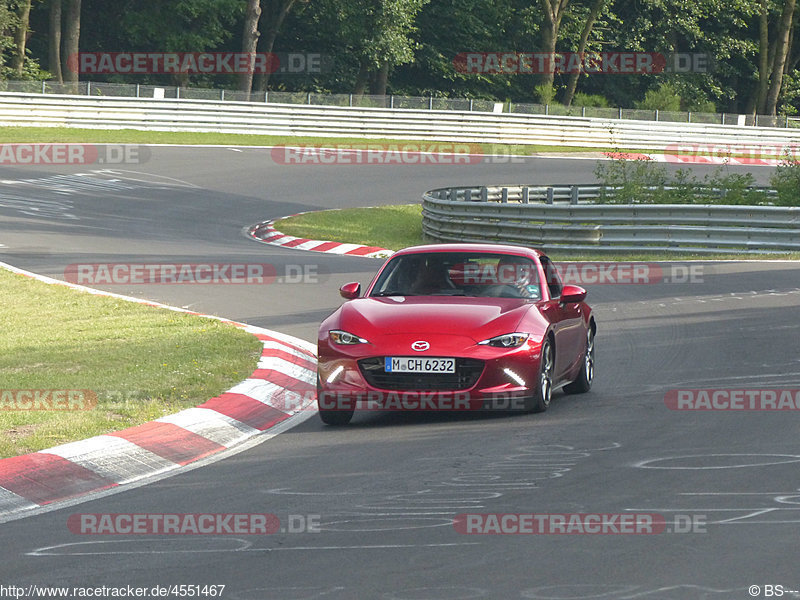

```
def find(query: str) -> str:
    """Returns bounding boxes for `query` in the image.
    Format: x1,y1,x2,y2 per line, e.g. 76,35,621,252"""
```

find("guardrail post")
687,111,692,122
545,104,549,115
481,187,488,202
582,106,586,117
307,92,312,104
570,185,579,205
221,89,225,101
265,91,269,103
390,95,394,109
135,84,140,98
469,99,474,111
501,188,509,203
654,109,658,121
546,187,554,205
429,96,434,110
86,82,91,95
522,187,529,204
618,107,622,119
42,81,46,94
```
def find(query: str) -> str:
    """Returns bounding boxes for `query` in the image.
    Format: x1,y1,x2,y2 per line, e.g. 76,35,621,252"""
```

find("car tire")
317,383,354,426
524,337,554,413
564,326,594,395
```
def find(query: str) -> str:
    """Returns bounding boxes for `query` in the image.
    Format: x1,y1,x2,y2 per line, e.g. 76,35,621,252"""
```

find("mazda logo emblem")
411,341,430,352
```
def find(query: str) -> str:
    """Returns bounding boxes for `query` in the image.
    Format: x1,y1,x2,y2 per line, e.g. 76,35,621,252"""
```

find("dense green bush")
594,157,779,205
769,160,800,206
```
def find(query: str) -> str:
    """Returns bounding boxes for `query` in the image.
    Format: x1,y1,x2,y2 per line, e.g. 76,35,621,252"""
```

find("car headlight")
478,333,529,348
329,330,369,345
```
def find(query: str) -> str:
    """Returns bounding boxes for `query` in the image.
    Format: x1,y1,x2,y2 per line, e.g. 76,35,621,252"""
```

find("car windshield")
369,252,541,299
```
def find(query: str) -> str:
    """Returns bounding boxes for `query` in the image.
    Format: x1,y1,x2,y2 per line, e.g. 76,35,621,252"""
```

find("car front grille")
358,357,484,391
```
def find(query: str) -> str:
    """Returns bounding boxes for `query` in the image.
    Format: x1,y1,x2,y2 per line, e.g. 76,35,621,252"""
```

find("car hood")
336,296,533,342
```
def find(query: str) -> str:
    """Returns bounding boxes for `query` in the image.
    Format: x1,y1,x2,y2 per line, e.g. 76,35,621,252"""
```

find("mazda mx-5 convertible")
316,243,595,425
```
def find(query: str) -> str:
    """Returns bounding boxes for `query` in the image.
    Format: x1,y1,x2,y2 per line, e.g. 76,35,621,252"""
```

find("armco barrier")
2,92,800,151
421,185,800,254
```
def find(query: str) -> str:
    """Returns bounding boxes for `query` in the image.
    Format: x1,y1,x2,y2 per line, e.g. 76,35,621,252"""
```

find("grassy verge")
0,268,262,458
0,127,789,161
0,126,611,154
274,205,800,261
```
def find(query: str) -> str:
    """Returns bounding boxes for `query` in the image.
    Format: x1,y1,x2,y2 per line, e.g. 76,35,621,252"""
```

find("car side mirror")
560,284,587,304
339,282,361,300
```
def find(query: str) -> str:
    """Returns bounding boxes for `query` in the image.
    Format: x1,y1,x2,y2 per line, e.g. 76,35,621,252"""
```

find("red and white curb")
0,261,318,520
248,215,393,259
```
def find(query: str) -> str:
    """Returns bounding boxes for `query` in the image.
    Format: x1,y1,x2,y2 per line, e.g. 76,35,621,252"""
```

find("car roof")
391,243,544,259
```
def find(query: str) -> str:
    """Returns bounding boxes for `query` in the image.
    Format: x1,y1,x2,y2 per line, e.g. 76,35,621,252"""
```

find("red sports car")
317,243,595,425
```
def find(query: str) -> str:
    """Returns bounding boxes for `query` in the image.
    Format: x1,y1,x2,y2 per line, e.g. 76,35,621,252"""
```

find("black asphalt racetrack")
1,147,798,599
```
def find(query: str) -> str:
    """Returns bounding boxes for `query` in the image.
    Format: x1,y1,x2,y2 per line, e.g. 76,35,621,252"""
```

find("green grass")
0,268,262,458
277,205,423,250
0,126,611,153
274,204,800,261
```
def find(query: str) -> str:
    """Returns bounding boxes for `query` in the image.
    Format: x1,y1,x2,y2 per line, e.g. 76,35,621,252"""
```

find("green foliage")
572,92,609,107
769,159,800,206
594,157,772,205
635,82,682,111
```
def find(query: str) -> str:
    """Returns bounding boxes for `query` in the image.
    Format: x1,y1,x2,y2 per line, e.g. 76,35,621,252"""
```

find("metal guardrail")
0,80,792,128
1,92,800,151
422,185,800,254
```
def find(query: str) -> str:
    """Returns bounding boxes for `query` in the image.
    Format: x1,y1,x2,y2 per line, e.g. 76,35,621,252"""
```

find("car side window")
540,256,562,299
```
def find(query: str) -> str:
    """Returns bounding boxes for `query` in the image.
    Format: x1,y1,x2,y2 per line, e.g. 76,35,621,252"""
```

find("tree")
538,0,570,93
11,0,32,76
253,0,300,92
563,0,606,106
763,0,796,114
61,0,79,85
48,0,61,82
238,0,262,93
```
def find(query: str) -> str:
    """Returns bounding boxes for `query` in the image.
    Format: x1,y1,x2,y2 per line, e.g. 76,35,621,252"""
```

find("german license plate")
385,357,456,373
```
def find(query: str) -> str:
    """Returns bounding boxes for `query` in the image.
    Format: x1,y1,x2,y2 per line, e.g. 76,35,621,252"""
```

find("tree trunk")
49,0,63,83
12,0,32,76
372,61,389,96
563,0,605,106
238,0,262,95
764,0,796,115
253,0,297,92
62,0,81,88
538,0,570,94
353,57,369,95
